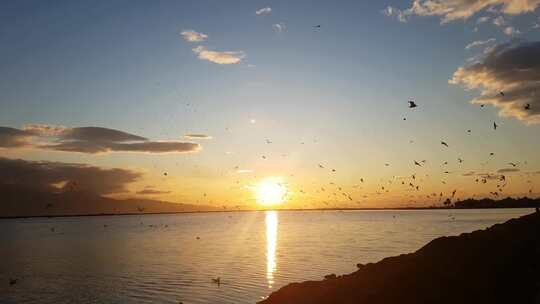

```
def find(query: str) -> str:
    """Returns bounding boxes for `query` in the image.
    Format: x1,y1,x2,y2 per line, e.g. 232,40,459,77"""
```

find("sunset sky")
1,0,539,209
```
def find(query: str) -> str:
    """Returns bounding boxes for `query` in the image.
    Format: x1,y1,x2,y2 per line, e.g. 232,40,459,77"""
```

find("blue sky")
0,0,539,208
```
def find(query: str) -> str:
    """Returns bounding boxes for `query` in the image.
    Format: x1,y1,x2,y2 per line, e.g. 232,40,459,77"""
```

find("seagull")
414,160,422,167
508,162,517,167
408,101,417,108
524,103,531,110
493,122,498,130
458,158,464,163
313,25,321,29
441,141,449,147
499,91,505,97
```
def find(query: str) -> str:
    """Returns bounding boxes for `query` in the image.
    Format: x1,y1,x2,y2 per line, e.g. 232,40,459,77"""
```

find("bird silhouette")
212,277,221,286
9,278,17,286
508,162,517,167
499,91,505,97
524,103,531,110
441,141,449,147
493,122,498,130
414,160,422,167
408,101,417,108
314,25,321,28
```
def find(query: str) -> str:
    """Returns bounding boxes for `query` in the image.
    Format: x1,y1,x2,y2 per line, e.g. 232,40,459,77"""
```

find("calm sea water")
0,209,533,304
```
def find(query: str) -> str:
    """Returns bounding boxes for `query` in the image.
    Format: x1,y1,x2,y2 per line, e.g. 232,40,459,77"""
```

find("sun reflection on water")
265,210,278,288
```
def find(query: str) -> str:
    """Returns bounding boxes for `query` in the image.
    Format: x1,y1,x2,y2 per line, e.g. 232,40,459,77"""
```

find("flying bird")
414,160,422,167
493,122,498,130
524,103,531,110
408,101,417,108
441,141,449,147
499,91,505,97
313,25,321,28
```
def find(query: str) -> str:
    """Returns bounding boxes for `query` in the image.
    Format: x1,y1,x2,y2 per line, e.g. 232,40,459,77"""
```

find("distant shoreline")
0,205,535,220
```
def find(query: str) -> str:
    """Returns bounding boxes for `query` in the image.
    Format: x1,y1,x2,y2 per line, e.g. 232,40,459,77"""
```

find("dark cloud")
136,189,171,195
0,125,201,154
0,157,141,195
450,40,540,124
497,168,520,173
0,127,32,148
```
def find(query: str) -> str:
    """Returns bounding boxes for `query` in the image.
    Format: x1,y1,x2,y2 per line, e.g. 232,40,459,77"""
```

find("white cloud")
385,0,540,23
465,38,496,49
256,7,272,15
382,6,409,22
180,30,208,42
192,46,245,64
477,16,490,23
493,16,506,27
503,26,521,35
272,23,286,32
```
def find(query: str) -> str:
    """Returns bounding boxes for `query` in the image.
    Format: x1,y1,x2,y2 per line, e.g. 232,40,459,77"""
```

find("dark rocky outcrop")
260,211,540,304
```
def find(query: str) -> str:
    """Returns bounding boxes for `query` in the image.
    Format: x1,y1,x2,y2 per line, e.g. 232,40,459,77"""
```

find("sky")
0,0,540,209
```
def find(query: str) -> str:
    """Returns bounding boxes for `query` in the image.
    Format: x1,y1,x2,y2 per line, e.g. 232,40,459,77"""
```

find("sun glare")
255,178,286,206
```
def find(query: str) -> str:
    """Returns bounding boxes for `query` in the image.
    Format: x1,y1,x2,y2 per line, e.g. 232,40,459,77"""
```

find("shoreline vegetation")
260,211,540,304
0,194,538,219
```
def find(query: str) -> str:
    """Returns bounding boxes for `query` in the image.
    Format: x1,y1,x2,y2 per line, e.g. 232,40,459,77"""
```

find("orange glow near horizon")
255,178,287,207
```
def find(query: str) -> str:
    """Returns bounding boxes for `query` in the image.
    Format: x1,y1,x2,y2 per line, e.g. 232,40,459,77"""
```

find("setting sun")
255,178,287,206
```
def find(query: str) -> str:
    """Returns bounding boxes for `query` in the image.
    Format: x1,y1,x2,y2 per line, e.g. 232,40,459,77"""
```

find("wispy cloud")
184,134,212,139
450,41,540,124
180,29,208,42
503,26,521,35
192,46,245,64
272,23,286,32
136,189,171,195
498,168,520,173
465,38,496,49
382,6,409,23
255,7,272,15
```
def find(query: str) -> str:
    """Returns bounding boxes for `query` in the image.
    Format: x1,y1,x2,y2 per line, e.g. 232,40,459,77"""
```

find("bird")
441,141,449,147
318,164,324,169
408,101,417,108
458,158,464,163
212,277,221,286
313,25,321,28
508,162,517,167
163,172,168,176
9,278,17,286
524,103,531,110
414,160,422,167
493,122,498,130
499,91,505,97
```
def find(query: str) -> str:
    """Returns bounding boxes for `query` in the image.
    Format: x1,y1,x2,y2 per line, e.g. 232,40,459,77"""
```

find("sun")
255,178,287,206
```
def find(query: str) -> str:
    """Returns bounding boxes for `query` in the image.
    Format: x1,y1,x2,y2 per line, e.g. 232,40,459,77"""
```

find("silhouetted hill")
453,197,540,209
0,184,218,218
260,211,540,304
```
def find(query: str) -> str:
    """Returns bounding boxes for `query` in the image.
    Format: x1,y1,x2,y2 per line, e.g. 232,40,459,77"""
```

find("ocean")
0,208,532,304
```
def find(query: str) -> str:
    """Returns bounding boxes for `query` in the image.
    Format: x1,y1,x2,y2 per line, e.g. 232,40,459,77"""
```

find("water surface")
0,209,532,303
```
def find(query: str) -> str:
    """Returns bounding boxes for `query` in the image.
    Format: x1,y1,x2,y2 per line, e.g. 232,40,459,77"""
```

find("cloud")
465,38,496,49
382,6,409,22
498,168,521,173
503,26,521,35
0,125,201,154
477,16,491,23
180,30,208,42
0,157,141,195
0,127,33,148
385,0,540,23
192,46,245,64
272,23,286,32
450,40,540,124
255,7,272,15
184,134,212,139
493,16,507,27
136,189,171,195
236,169,254,174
